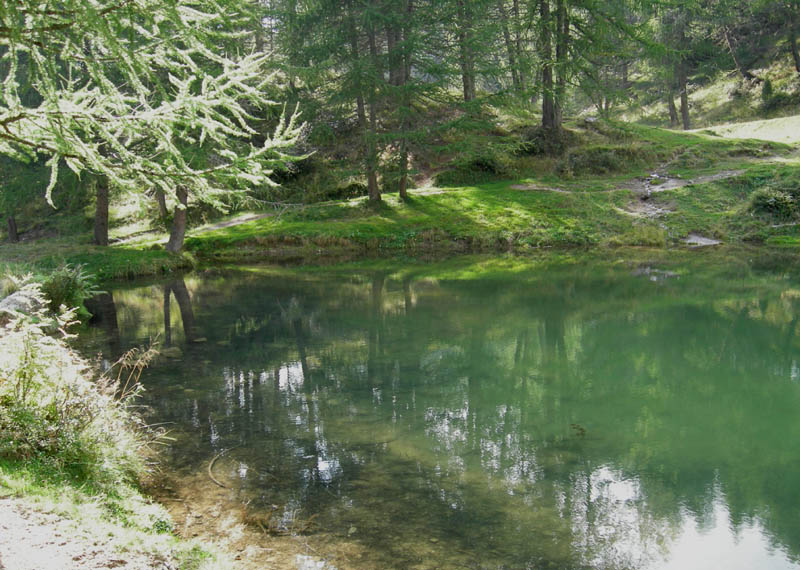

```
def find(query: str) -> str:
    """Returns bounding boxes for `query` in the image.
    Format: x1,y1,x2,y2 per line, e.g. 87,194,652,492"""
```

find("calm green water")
83,253,800,569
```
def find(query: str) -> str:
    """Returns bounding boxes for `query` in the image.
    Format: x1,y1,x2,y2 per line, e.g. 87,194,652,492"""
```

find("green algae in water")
82,252,800,569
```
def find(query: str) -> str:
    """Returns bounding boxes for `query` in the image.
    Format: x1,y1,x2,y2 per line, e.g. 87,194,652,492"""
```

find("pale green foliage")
40,264,102,313
0,279,153,484
0,0,303,210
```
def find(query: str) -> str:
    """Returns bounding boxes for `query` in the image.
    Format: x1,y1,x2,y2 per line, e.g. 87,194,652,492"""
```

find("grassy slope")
696,115,800,144
624,48,800,130
185,123,798,260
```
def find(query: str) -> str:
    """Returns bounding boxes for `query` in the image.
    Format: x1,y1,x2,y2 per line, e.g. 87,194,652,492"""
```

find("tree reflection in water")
83,258,800,569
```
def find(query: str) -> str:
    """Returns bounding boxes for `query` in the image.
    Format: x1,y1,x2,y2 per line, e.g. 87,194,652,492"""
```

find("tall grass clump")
40,263,102,314
0,278,155,487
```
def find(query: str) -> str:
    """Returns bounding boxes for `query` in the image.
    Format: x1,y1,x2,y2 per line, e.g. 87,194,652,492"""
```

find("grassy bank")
0,121,798,279
185,126,799,261
0,239,192,281
0,281,231,569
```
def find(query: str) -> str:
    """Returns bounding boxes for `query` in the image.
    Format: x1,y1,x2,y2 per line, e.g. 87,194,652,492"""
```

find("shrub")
516,126,577,156
40,263,102,314
761,79,774,104
558,144,654,176
605,224,667,247
0,280,155,485
748,186,798,220
435,151,515,186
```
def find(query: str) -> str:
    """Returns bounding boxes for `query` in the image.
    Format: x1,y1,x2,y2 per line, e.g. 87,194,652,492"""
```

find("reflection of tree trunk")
170,278,195,342
94,180,109,246
293,318,309,381
6,215,18,243
514,329,528,367
466,327,485,454
544,312,565,365
367,273,385,385
403,277,413,313
784,314,799,359
85,292,121,356
163,284,172,347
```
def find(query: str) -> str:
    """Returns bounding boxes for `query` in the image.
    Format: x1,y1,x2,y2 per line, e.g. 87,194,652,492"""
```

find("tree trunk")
512,0,526,91
540,0,557,129
397,0,413,200
94,180,109,246
347,5,368,138
497,0,520,91
398,142,409,199
677,60,690,130
457,0,476,102
723,26,756,81
165,186,188,252
621,61,629,90
366,23,381,203
790,21,800,74
346,4,378,203
6,215,18,243
286,0,299,97
667,88,679,127
554,0,569,127
154,189,169,223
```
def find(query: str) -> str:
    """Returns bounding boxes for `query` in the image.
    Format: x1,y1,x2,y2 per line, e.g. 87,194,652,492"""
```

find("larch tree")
0,0,303,252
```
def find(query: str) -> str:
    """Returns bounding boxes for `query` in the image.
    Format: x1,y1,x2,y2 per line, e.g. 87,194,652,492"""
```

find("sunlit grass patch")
696,115,800,145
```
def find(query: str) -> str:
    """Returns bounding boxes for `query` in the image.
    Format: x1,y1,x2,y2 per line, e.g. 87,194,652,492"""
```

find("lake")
81,251,800,569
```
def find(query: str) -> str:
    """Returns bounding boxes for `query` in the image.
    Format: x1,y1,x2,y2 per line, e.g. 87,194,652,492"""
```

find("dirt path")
0,497,172,570
510,168,746,197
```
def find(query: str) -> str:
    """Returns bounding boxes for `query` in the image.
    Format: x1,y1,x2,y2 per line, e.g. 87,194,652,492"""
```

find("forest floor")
0,493,335,570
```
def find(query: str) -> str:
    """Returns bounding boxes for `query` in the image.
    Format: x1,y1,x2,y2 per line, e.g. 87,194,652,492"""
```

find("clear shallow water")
82,254,800,569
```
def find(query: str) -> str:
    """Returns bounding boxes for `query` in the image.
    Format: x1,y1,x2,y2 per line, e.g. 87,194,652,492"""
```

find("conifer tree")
0,0,303,251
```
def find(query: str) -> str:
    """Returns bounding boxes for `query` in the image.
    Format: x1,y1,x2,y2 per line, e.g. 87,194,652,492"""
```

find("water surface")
82,253,800,569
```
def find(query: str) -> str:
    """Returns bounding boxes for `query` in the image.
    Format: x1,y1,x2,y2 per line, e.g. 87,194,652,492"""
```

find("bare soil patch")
0,497,171,570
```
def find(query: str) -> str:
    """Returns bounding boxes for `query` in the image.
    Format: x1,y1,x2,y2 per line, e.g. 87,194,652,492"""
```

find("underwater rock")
295,554,335,570
161,346,183,359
